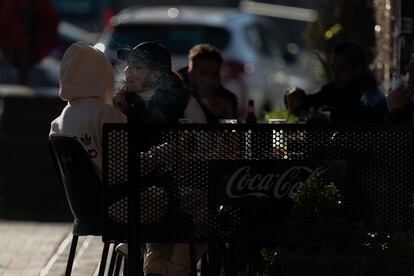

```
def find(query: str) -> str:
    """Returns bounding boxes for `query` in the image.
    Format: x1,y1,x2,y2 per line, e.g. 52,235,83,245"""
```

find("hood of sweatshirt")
59,42,114,104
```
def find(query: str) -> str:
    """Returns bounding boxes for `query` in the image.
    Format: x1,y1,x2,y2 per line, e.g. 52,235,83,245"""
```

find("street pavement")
0,220,110,276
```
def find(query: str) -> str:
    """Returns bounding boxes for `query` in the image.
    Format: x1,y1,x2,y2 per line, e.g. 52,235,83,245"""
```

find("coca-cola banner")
209,160,346,206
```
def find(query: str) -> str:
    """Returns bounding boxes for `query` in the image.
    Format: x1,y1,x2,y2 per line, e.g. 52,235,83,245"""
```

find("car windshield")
107,24,231,54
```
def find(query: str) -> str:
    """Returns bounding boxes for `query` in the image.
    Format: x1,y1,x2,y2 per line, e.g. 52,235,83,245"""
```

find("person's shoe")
115,243,128,258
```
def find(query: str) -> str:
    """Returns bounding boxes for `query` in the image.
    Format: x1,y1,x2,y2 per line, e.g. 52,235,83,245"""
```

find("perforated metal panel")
102,124,414,243
106,128,128,186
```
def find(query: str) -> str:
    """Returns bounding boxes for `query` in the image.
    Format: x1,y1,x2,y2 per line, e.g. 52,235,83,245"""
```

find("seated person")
285,42,387,123
179,43,238,122
49,42,126,178
386,53,414,123
284,87,308,119
113,41,207,276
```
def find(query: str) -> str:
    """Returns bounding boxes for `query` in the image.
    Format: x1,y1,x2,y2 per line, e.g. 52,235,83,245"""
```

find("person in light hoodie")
49,42,126,178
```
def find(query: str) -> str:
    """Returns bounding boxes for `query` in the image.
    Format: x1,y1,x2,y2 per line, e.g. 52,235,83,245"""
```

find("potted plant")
261,172,414,276
270,172,362,276
352,231,414,276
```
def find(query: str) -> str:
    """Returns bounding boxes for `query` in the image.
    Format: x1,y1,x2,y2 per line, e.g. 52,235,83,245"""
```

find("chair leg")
107,244,118,276
98,242,110,276
65,235,78,276
189,243,197,276
215,243,223,276
200,253,208,276
208,242,218,276
123,259,128,276
114,253,123,276
223,243,235,276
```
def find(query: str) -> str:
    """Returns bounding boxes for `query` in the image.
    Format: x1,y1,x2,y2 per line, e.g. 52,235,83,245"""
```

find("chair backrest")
48,136,102,224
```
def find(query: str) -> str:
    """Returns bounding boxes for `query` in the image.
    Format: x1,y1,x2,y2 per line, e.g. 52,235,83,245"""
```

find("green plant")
260,172,360,272
261,174,414,274
264,108,298,123
313,51,331,83
286,172,357,256
349,194,414,275
352,231,414,276
260,247,278,275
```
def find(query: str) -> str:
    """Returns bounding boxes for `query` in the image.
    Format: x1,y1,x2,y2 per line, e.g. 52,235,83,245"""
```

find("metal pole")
128,113,140,276
399,0,414,73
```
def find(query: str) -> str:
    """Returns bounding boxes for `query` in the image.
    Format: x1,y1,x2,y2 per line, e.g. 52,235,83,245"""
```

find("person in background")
386,53,414,123
113,41,207,276
178,43,238,122
285,42,387,123
49,42,126,178
284,87,308,120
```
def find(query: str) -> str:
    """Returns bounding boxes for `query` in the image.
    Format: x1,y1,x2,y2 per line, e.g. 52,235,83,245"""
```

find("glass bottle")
245,99,257,124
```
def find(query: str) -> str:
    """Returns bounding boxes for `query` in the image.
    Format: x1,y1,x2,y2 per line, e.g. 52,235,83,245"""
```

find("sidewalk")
0,221,107,276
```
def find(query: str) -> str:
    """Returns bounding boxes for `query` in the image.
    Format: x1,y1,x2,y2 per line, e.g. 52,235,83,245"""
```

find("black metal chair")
48,136,121,276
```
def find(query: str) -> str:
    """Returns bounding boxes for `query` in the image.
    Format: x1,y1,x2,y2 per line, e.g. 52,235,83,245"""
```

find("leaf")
313,51,331,82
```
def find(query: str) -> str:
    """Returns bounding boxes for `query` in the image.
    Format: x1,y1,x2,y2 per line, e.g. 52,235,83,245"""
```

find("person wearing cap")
113,42,206,124
50,42,126,178
113,42,207,276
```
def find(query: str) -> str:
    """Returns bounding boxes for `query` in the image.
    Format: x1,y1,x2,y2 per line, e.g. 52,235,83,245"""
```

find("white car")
95,5,319,118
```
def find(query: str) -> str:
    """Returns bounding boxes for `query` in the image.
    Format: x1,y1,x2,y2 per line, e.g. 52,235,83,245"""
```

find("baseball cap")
117,42,172,72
